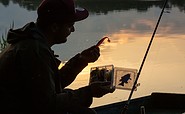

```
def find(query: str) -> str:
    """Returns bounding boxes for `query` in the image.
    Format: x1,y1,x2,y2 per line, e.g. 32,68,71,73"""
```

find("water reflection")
0,0,40,10
0,0,185,107
0,0,185,13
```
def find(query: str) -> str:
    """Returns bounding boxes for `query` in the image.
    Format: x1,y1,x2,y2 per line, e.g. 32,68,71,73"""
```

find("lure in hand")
96,37,110,47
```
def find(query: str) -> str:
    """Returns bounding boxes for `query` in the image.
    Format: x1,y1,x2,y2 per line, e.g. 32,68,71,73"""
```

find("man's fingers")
100,81,111,86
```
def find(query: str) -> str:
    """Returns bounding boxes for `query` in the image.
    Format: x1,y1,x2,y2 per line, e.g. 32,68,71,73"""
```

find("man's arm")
57,46,100,88
57,54,88,88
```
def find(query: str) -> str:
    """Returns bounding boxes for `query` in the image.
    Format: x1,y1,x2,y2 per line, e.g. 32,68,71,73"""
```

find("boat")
93,92,185,114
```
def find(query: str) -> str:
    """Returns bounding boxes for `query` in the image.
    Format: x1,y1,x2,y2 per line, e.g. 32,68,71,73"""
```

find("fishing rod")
121,0,169,113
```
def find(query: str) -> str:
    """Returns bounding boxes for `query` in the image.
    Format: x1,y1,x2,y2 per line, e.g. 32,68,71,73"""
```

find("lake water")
0,0,185,107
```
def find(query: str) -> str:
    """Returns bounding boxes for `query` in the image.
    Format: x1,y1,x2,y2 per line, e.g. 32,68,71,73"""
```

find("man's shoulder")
16,37,48,51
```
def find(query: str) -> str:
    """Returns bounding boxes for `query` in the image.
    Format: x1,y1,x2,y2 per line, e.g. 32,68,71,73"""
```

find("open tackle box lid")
89,65,138,90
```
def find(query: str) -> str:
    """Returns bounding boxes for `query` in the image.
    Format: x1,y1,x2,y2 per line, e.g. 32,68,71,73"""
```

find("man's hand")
89,81,115,98
80,46,100,63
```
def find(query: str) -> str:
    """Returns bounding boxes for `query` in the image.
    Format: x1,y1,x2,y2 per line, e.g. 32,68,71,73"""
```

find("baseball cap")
37,0,89,22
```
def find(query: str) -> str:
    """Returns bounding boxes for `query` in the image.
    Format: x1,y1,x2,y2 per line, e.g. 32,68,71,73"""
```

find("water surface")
0,0,185,107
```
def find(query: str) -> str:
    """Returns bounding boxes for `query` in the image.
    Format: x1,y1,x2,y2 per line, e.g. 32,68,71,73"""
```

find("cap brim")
74,8,89,22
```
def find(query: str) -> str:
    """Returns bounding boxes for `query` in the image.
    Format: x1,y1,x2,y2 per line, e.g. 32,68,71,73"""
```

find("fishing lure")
96,37,110,47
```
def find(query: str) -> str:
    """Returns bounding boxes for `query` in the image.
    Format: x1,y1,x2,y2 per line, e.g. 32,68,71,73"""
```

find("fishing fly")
96,36,110,47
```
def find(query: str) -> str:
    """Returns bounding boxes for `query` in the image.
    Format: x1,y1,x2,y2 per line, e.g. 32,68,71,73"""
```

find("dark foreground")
93,92,185,114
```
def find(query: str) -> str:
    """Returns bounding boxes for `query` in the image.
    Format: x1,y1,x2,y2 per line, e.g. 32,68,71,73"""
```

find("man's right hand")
89,81,115,98
80,46,100,63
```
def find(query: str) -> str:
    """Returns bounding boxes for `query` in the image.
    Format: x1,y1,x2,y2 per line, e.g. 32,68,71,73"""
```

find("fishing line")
121,0,169,113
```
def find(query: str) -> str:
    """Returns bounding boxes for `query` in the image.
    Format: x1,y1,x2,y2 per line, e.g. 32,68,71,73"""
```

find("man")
0,0,115,113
